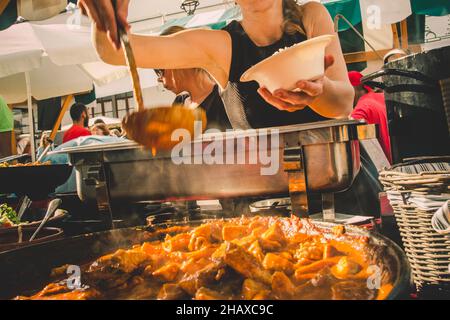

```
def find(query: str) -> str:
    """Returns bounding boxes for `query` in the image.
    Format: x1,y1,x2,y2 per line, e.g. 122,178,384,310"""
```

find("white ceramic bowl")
240,34,335,93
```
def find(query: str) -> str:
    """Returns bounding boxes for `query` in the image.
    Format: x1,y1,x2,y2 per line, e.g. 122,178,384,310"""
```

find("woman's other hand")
78,0,130,49
257,55,335,112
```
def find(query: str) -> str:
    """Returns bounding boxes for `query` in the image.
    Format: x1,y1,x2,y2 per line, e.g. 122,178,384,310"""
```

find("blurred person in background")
16,134,31,155
93,118,106,125
0,95,15,158
39,131,51,151
91,123,110,136
155,26,231,131
349,71,392,164
63,103,91,143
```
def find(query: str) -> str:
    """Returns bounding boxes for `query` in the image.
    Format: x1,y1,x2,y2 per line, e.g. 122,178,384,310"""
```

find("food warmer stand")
56,119,377,228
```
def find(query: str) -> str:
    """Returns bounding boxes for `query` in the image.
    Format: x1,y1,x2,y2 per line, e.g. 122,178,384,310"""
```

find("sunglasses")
154,69,165,78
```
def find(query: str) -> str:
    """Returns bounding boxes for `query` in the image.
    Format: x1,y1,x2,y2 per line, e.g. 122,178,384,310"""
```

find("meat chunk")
251,226,268,238
333,257,361,278
261,223,286,244
259,238,283,251
222,242,272,285
248,240,265,263
152,263,180,282
222,225,249,241
231,235,258,249
88,249,150,274
85,248,151,289
191,222,223,242
323,244,340,259
242,279,269,300
178,261,224,295
262,253,295,275
331,281,376,300
271,272,296,299
294,241,324,261
310,267,337,288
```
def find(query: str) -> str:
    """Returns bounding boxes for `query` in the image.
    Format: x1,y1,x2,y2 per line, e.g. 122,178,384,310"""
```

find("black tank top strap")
223,21,250,82
221,20,329,129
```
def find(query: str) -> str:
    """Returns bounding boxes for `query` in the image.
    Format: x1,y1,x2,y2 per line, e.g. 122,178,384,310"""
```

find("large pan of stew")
0,216,410,300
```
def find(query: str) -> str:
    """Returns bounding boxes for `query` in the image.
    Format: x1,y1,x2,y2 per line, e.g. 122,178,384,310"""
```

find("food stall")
0,0,449,302
0,119,413,300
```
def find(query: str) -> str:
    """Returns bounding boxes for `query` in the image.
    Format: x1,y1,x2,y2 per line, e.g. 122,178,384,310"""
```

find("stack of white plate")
386,191,450,211
432,200,450,234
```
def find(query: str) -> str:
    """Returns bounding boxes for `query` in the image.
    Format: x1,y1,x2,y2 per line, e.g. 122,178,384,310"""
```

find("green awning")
0,0,17,31
154,0,450,35
411,0,450,16
75,88,96,105
324,0,362,31
155,2,361,33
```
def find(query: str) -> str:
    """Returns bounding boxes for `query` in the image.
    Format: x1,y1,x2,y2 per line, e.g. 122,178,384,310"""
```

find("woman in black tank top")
221,20,328,129
86,1,382,216
87,0,354,129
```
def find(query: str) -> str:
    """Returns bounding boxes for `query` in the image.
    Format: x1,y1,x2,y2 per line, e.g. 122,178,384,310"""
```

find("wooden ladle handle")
112,0,145,112
120,32,145,112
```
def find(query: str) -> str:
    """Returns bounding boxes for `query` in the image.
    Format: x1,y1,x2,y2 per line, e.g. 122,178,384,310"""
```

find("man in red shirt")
348,71,392,164
62,103,91,143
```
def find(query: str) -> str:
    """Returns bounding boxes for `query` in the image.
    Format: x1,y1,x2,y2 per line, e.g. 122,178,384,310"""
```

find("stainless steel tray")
60,120,373,203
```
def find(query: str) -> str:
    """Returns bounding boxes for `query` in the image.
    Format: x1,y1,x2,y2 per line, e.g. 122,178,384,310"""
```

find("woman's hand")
257,55,335,112
78,0,130,49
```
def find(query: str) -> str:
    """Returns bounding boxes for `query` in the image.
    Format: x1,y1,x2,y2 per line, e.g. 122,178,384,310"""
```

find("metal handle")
17,196,31,221
363,80,386,91
333,14,383,61
29,198,61,242
0,154,30,164
362,68,437,85
37,139,54,163
383,49,409,64
362,68,439,94
363,82,440,94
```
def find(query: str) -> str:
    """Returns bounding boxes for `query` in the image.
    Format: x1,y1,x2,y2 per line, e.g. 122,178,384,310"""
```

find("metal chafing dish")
57,119,376,226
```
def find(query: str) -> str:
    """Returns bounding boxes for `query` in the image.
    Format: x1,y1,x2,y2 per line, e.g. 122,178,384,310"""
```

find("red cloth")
348,71,373,92
62,124,91,143
351,92,393,164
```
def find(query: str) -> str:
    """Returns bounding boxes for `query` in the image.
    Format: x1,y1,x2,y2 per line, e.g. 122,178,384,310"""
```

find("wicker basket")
379,157,450,291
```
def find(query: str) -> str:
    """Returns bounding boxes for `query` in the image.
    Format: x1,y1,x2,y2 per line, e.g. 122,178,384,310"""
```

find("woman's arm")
93,27,231,89
258,2,354,118
305,2,354,118
80,0,231,88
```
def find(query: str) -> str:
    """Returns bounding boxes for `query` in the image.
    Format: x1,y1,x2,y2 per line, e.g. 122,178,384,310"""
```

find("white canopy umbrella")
94,68,158,99
0,9,137,160
0,15,130,103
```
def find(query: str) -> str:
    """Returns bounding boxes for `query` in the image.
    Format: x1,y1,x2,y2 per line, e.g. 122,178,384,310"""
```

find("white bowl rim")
240,34,335,83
